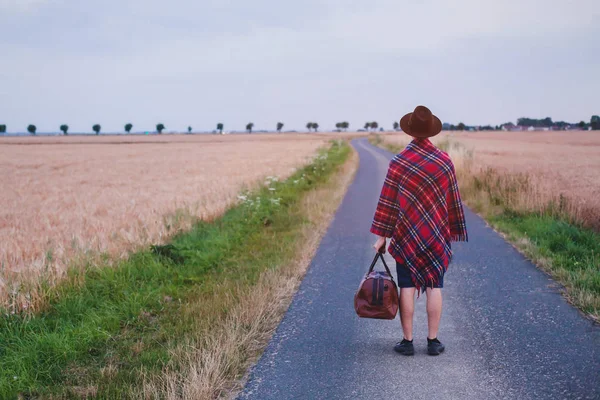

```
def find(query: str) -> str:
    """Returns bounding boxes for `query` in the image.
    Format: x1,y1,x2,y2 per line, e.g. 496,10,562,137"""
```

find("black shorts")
396,262,444,289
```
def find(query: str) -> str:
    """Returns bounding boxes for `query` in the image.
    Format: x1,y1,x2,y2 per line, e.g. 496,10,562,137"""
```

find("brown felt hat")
400,105,442,138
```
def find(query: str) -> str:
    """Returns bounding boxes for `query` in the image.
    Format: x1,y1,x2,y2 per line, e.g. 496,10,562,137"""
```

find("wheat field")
0,133,340,311
378,130,600,229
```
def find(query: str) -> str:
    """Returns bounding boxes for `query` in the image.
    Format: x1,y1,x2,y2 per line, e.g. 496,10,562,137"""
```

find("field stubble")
0,134,346,312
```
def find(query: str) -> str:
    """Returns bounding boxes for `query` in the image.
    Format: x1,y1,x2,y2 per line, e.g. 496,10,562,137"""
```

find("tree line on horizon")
0,123,167,135
445,115,600,131
0,120,380,135
1,115,599,135
0,122,282,135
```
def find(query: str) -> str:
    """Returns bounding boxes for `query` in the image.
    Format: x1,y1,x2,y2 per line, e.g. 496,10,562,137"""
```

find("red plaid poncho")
370,138,468,291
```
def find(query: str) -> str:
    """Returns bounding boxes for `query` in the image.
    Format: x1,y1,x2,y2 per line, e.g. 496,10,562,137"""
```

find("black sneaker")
427,338,445,355
394,339,414,356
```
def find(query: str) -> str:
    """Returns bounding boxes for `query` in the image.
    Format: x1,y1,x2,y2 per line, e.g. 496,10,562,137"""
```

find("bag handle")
367,251,394,279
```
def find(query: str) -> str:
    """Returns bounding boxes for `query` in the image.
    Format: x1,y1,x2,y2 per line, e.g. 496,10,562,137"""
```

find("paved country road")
239,138,600,400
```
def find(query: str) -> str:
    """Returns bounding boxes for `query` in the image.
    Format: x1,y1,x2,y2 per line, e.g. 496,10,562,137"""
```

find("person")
370,105,468,356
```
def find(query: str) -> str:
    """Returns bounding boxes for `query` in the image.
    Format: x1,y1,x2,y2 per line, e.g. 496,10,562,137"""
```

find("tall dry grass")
0,134,334,312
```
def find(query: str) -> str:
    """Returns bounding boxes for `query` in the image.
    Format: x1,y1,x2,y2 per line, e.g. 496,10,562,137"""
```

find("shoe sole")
394,348,415,356
427,347,445,356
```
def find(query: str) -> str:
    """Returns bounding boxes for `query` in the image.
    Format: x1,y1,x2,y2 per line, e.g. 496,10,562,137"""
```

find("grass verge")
369,134,600,321
0,140,357,398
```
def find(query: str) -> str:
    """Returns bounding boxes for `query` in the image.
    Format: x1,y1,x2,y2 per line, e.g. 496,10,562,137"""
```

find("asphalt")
238,138,600,400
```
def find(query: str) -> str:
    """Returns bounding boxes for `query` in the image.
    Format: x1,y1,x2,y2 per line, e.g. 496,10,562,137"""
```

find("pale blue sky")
1,0,599,133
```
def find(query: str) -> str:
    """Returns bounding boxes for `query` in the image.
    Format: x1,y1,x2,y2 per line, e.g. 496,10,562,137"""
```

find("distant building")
501,122,516,131
524,126,551,131
524,126,550,131
502,122,532,132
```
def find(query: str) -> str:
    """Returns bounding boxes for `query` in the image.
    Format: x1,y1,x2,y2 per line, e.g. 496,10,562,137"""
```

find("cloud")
0,0,53,12
0,0,599,132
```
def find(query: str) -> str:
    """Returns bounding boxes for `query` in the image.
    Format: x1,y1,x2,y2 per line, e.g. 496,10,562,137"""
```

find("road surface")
239,138,600,400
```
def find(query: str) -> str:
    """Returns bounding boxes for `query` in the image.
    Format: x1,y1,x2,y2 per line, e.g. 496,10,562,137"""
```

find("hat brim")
400,112,443,138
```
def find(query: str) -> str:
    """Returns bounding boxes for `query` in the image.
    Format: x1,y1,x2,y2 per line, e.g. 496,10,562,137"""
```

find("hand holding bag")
354,252,399,319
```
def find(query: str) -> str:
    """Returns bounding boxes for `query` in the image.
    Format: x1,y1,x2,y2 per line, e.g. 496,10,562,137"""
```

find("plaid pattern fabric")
370,138,468,291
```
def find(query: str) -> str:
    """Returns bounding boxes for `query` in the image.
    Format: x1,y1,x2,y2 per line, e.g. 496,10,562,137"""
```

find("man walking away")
370,105,468,356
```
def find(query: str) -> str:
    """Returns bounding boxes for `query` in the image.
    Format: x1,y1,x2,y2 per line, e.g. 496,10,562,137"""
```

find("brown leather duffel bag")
354,252,399,319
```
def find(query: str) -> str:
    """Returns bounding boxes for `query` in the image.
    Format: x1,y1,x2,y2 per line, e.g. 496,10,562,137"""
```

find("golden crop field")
0,133,345,310
379,130,600,229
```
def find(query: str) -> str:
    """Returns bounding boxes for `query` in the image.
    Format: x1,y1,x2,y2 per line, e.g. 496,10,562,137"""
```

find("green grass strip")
0,140,350,398
488,211,600,318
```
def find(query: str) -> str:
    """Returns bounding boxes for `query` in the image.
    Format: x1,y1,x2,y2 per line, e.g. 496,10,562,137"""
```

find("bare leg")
399,288,416,340
426,288,443,339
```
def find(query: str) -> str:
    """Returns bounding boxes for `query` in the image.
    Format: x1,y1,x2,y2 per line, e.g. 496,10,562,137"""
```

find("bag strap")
367,252,394,279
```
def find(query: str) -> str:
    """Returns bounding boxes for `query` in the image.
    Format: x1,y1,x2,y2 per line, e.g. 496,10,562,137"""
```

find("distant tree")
370,121,379,131
246,123,253,133
393,121,399,131
188,126,192,134
578,121,586,129
552,121,572,130
336,122,348,131
125,123,133,134
0,124,6,133
277,122,284,132
156,123,165,134
591,115,600,130
517,117,553,128
457,122,466,131
217,123,224,134
28,124,37,135
307,122,320,132
364,122,370,131
60,124,69,135
92,124,101,135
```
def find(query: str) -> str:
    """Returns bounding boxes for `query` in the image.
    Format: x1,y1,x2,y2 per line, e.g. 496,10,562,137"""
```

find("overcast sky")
1,0,599,133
